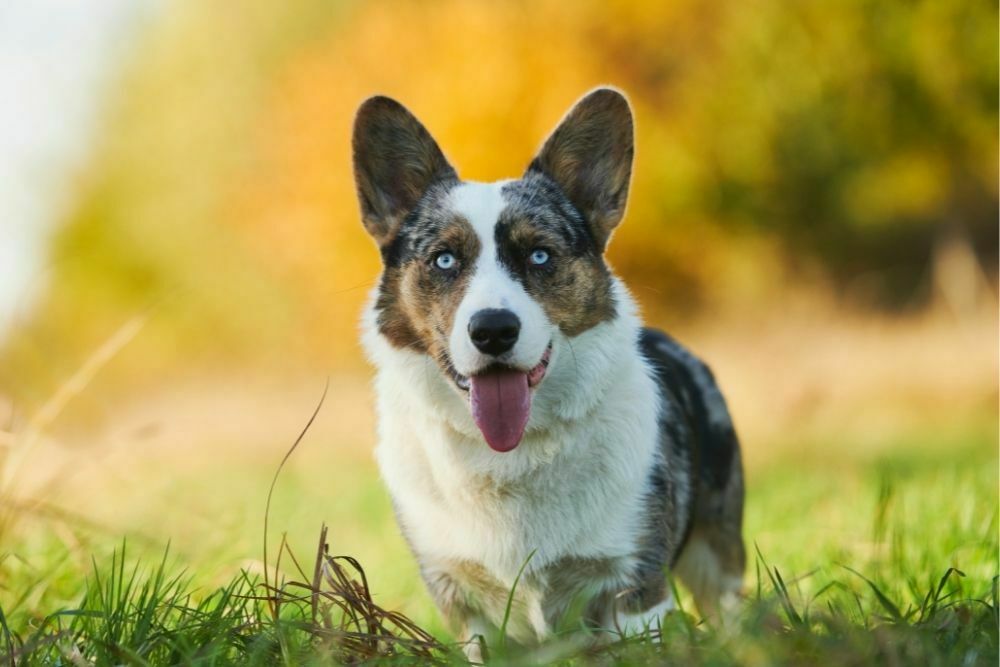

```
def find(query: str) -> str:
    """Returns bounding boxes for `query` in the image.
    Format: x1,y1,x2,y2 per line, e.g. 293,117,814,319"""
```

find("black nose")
469,309,521,356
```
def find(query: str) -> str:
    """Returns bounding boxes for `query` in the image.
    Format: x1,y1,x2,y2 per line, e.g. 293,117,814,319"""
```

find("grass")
0,414,996,664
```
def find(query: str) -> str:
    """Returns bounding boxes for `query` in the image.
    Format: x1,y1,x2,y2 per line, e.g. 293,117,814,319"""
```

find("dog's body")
354,89,744,650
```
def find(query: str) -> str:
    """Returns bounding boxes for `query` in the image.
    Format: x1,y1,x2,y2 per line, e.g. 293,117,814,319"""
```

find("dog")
352,87,745,656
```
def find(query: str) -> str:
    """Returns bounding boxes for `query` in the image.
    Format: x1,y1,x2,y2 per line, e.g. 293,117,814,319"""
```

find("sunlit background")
1,0,996,636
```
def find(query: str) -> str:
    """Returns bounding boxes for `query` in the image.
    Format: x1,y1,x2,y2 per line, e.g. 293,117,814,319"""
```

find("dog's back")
640,328,745,615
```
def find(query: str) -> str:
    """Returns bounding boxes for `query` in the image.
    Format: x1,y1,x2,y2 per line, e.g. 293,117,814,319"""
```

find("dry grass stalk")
258,524,452,663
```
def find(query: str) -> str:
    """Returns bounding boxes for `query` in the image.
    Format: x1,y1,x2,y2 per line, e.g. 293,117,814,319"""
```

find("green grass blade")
498,549,537,652
842,565,903,623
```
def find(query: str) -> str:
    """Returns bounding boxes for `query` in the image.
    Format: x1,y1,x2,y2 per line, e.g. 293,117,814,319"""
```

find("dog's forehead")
446,181,510,245
396,177,591,261
443,178,590,248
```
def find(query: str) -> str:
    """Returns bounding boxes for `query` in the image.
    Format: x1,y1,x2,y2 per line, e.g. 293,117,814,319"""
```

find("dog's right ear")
352,96,457,246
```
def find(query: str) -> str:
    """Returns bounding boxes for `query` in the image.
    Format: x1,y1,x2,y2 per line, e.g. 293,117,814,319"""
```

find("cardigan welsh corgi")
353,88,745,656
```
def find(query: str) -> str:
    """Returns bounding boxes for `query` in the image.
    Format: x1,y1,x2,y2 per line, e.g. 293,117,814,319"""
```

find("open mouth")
449,343,551,392
447,343,552,453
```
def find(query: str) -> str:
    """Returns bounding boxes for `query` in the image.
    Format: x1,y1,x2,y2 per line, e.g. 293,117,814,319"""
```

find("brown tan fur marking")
377,216,481,370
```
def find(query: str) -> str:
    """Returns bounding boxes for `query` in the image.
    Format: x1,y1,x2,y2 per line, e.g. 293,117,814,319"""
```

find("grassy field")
1,406,996,664
0,308,996,665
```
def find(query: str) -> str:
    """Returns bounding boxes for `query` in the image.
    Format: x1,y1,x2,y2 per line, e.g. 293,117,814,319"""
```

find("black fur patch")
640,328,738,493
633,327,745,598
499,174,601,256
379,182,462,269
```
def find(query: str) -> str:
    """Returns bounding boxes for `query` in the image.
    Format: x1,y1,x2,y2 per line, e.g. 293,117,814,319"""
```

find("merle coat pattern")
352,88,745,656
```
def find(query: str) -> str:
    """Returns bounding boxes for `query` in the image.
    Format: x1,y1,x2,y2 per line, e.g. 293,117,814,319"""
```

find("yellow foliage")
3,0,995,400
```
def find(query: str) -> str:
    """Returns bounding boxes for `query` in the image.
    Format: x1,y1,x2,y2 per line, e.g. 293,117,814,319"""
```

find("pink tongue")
469,369,531,452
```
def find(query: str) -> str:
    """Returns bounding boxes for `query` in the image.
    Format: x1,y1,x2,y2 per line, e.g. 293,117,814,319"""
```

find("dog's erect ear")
352,96,457,246
526,88,634,251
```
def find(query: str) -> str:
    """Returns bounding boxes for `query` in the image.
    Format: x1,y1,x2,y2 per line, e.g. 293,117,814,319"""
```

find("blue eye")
529,249,550,266
435,252,457,270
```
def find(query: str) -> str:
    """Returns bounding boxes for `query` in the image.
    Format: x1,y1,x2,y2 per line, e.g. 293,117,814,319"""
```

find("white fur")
611,595,675,637
364,281,658,565
361,181,664,638
464,616,490,663
447,181,553,376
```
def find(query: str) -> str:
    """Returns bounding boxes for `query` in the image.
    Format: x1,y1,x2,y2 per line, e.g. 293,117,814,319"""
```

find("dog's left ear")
526,87,634,251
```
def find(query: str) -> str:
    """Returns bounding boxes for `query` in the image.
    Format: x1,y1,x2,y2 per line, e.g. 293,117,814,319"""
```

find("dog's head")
353,88,633,452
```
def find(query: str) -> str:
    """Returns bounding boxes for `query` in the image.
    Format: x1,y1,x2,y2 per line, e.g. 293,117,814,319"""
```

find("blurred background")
0,0,996,632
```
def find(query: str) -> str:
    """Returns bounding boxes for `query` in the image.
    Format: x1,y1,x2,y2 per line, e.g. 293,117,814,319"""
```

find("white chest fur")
364,283,661,587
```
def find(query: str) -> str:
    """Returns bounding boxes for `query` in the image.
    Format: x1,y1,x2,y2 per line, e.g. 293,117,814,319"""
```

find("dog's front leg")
420,564,491,662
461,614,491,664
